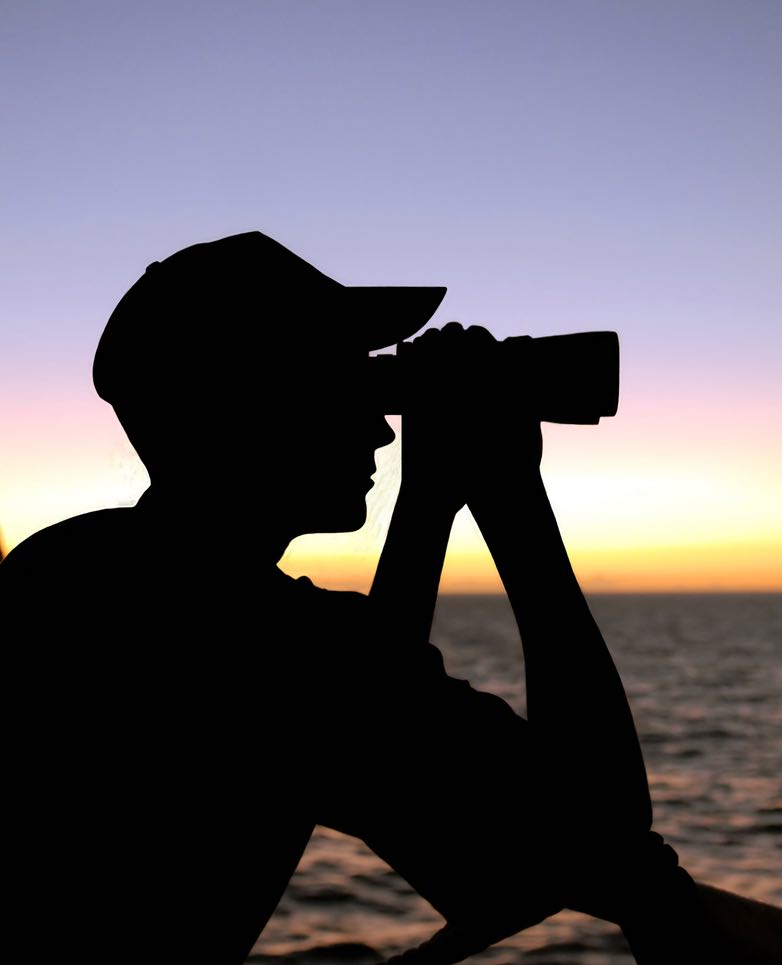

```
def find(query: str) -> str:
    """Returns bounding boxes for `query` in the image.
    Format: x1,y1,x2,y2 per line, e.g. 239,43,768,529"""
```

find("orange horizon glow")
277,417,782,593
5,484,780,593
279,539,782,595
2,410,780,594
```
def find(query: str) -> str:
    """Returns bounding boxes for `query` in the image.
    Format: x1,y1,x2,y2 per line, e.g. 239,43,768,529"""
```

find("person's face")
121,348,396,540
263,356,396,536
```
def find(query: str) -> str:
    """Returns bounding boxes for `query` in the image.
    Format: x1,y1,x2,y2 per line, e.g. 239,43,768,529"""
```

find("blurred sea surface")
251,594,782,964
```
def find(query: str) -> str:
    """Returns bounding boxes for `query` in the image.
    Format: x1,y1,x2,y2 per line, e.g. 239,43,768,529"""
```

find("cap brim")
338,286,447,350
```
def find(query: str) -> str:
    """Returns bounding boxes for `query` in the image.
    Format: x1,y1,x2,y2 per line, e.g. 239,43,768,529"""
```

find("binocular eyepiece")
369,331,619,425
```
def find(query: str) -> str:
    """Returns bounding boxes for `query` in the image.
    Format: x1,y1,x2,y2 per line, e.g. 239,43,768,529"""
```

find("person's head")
94,231,445,540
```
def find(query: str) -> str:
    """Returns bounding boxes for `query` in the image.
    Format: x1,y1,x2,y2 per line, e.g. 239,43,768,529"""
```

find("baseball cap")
93,231,446,405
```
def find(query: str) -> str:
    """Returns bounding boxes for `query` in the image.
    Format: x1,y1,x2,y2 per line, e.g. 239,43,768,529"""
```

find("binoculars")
370,331,619,424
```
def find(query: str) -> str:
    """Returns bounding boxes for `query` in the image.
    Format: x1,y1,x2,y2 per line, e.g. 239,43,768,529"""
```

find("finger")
406,328,442,358
465,324,495,343
441,321,466,336
384,921,506,965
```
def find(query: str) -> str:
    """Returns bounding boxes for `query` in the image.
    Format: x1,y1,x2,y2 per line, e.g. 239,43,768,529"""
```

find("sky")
1,0,780,591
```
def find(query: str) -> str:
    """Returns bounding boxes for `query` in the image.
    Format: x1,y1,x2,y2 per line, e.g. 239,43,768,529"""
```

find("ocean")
250,594,782,964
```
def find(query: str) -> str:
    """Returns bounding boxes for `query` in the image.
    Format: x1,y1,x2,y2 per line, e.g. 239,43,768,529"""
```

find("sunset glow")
282,433,782,593
1,2,780,593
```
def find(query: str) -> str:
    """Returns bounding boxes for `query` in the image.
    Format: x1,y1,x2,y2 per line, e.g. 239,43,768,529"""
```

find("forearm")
468,468,652,830
689,884,782,964
370,486,457,646
469,470,624,705
384,882,782,965
619,882,782,965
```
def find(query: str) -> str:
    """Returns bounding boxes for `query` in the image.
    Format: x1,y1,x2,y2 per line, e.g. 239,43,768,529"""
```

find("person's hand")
378,923,487,965
378,895,557,965
397,323,542,513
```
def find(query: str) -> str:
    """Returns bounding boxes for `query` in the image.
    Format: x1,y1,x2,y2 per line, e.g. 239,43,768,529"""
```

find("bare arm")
369,333,469,641
373,326,651,833
384,885,782,965
467,465,652,834
370,325,782,964
369,485,456,646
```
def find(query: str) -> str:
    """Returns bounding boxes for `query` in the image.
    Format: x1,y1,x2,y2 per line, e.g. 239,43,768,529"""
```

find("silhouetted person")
3,233,779,965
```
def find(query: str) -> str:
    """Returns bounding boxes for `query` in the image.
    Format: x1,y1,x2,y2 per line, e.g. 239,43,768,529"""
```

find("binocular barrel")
370,331,619,425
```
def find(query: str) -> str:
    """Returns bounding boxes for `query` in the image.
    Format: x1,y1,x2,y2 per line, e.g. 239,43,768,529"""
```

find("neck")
135,485,295,564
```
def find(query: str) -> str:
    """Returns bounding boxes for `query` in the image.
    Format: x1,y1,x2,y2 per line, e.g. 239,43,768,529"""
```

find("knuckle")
442,321,465,335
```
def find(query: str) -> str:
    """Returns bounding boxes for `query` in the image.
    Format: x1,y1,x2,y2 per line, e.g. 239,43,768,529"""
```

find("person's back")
4,490,511,962
3,500,325,962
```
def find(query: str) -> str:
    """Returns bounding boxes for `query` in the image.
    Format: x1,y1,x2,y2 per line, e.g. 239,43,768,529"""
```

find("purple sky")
1,1,780,583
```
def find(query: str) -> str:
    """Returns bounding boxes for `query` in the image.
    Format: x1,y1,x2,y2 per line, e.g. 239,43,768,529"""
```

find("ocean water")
250,594,782,964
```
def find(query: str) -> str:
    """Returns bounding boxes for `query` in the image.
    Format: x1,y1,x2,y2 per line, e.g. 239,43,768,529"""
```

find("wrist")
468,465,545,507
396,480,464,519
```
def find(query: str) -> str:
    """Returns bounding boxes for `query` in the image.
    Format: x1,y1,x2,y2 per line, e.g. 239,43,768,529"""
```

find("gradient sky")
1,1,780,590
